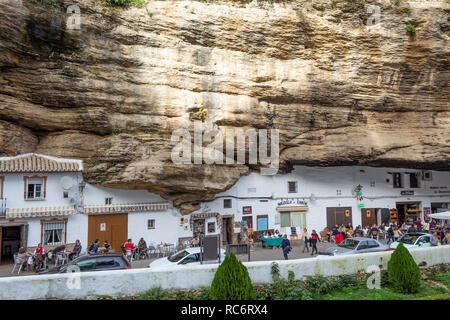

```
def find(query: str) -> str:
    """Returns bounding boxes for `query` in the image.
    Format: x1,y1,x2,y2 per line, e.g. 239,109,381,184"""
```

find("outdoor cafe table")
260,237,283,247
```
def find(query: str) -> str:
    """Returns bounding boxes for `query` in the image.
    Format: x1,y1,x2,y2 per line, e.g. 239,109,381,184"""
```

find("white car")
148,247,226,269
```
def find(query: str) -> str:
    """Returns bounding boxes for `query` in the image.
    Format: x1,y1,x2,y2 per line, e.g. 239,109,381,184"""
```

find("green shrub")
210,252,256,300
387,243,421,293
406,23,416,35
303,275,334,296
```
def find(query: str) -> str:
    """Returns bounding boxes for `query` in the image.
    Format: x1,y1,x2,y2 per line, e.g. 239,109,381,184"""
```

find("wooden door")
326,207,352,229
88,214,128,252
361,208,377,227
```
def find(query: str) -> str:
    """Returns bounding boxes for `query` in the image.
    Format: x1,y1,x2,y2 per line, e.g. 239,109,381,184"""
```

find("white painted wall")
0,246,448,300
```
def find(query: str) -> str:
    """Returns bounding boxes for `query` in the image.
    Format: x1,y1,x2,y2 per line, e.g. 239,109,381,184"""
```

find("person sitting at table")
274,230,282,237
320,227,331,242
88,239,99,254
101,240,111,253
370,224,379,239
47,245,66,263
124,239,135,254
407,224,417,233
69,240,82,260
17,247,31,271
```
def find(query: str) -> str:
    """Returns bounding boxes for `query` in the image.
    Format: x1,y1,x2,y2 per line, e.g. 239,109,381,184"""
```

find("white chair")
11,254,26,275
54,253,67,267
126,249,133,262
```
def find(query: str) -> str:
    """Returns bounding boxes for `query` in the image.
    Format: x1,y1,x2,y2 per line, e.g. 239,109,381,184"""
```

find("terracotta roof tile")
0,154,82,173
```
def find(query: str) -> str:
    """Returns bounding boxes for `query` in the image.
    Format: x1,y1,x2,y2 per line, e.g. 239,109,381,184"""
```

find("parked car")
389,232,441,249
320,237,388,256
43,253,131,274
148,247,226,269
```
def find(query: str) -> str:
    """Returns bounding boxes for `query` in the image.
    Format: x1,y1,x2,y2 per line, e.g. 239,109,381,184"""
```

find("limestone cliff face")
0,0,449,212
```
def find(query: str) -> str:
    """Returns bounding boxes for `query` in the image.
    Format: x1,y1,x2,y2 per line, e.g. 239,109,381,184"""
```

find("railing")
0,198,6,217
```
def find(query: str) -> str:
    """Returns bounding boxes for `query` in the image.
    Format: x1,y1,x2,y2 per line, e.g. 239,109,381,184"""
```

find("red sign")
243,206,252,214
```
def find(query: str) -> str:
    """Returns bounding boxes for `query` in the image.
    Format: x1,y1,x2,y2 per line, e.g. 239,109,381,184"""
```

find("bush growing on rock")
210,251,256,300
387,243,421,293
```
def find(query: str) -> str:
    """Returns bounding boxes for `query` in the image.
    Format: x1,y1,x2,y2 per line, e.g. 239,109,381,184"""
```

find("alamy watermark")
171,122,279,175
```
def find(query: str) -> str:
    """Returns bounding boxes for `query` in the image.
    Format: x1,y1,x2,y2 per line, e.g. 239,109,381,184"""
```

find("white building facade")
0,154,85,264
187,166,450,244
1,153,449,264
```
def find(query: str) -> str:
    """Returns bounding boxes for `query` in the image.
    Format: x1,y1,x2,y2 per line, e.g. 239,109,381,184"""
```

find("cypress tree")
387,242,421,293
210,251,256,300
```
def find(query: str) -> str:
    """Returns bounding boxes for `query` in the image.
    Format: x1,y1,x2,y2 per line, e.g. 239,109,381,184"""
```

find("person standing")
310,230,319,256
300,228,310,253
423,220,430,233
280,235,291,260
415,219,423,232
393,226,402,241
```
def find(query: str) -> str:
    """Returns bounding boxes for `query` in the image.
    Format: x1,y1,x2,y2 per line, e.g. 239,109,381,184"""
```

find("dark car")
43,253,131,274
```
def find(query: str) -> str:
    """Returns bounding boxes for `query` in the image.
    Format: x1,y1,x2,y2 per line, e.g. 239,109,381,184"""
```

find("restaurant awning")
83,202,169,215
276,206,308,212
6,206,75,219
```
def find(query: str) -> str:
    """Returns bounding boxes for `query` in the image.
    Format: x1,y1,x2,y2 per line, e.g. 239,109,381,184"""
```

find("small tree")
210,251,256,300
387,243,421,293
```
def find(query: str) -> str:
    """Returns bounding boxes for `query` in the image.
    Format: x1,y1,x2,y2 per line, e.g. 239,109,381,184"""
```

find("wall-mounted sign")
243,206,252,214
100,223,106,232
207,222,215,233
180,217,185,225
358,203,365,208
366,210,371,217
277,199,308,206
345,210,350,217
401,190,414,196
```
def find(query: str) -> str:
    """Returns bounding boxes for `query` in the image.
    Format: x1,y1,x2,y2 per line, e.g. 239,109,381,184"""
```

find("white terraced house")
0,153,85,264
186,166,450,246
0,153,181,264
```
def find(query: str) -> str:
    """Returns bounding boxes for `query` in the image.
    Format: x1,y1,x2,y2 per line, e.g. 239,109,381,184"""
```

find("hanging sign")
100,223,106,231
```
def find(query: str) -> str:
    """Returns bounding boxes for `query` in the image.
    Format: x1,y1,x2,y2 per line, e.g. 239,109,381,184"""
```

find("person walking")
300,228,310,253
280,234,291,260
310,230,319,255
386,225,395,245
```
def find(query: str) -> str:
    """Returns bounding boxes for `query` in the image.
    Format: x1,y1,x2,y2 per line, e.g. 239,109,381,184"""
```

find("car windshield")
398,234,421,245
338,239,359,249
168,250,190,263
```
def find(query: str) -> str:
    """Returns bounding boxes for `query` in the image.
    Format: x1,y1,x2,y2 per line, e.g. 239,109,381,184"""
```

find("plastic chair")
54,253,67,267
11,253,26,275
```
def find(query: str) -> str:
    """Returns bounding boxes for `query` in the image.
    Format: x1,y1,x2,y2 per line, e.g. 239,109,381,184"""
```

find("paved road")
0,240,383,278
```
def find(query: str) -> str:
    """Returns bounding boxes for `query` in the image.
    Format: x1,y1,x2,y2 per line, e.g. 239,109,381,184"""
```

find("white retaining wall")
0,246,448,300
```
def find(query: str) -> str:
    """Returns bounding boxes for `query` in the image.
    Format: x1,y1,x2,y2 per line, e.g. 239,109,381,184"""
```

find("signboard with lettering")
277,199,308,206
401,190,414,196
243,206,252,214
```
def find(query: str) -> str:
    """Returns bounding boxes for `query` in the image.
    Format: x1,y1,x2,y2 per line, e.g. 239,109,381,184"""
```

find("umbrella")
428,211,450,220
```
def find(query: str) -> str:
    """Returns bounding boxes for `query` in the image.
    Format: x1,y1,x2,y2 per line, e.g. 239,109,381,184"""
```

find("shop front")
396,202,422,224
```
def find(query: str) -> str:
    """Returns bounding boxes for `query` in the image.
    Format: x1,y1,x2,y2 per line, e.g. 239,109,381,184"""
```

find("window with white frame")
280,212,307,229
42,221,65,246
27,178,44,199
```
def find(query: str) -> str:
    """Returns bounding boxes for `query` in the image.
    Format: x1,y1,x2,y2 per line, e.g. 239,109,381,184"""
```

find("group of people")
279,229,320,260
15,240,82,273
317,218,448,245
